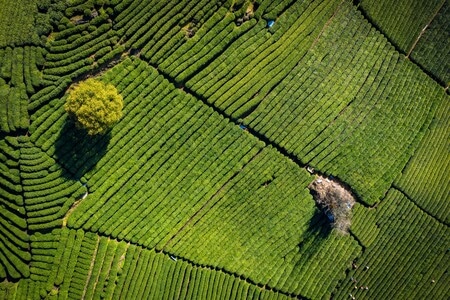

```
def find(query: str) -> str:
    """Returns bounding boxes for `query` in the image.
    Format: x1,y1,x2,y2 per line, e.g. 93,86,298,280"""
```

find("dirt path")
81,235,100,300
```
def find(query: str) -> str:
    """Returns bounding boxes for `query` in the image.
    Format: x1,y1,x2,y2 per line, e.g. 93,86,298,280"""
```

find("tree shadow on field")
55,118,111,180
297,208,332,260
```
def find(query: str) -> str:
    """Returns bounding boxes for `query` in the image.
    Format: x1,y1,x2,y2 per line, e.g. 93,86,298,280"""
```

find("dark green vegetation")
359,0,449,86
0,0,448,299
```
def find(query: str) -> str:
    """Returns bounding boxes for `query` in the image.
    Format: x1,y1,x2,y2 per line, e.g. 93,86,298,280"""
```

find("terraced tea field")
0,0,448,299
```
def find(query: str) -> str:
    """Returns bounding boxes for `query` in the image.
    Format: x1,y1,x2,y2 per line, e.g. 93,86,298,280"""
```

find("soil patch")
308,175,356,233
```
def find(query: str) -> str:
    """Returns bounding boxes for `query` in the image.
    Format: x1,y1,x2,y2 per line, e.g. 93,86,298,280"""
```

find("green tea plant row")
241,1,444,205
58,58,265,249
303,56,443,205
0,281,16,299
245,3,394,199
347,204,379,248
260,0,298,19
28,230,61,287
42,20,122,80
0,47,43,93
111,0,283,68
138,0,222,64
29,59,140,176
409,0,449,86
25,57,362,298
245,2,386,153
30,0,124,102
183,0,328,101
23,228,99,299
183,0,341,117
157,0,340,81
394,98,449,224
114,244,293,300
359,0,445,52
41,229,120,300
0,277,54,300
335,189,450,300
27,57,262,244
0,46,43,133
19,139,87,231
9,227,295,300
113,0,221,53
0,84,28,134
30,0,222,113
0,137,29,280
29,10,123,119
166,147,361,299
41,0,228,84
0,0,39,47
159,8,257,84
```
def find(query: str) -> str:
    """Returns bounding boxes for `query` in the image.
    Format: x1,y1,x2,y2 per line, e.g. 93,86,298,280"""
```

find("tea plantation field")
0,0,448,299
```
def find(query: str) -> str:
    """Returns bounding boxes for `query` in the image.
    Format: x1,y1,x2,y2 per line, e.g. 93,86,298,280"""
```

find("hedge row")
28,228,295,299
0,137,29,280
0,47,43,133
359,0,444,51
0,0,39,47
394,96,450,224
238,1,443,205
114,244,295,300
61,59,264,249
29,230,62,287
410,0,449,85
336,189,450,300
36,2,119,88
185,0,340,111
114,0,225,63
18,139,86,231
166,146,360,299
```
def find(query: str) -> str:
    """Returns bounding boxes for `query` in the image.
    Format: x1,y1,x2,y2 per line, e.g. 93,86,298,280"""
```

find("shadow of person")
54,118,111,180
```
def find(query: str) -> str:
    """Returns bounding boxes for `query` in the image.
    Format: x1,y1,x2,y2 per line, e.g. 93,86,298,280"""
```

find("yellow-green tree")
65,78,123,135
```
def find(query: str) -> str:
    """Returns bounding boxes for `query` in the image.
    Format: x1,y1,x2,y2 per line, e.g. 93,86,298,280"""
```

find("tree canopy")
64,78,123,135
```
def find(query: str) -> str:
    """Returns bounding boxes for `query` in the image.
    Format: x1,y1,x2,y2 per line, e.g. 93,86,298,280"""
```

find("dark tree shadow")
55,119,111,180
297,208,332,259
305,207,332,238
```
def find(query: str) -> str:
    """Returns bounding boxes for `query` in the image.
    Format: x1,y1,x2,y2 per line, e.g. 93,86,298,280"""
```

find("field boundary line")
406,0,447,58
354,0,448,88
392,185,449,227
77,228,307,299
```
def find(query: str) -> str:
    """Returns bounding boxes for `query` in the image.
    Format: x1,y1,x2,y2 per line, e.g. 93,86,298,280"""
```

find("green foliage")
0,137,29,280
36,230,294,300
340,190,450,300
64,78,123,135
0,46,42,133
394,96,450,224
410,0,450,85
186,0,442,205
360,0,444,51
0,0,39,47
0,0,448,299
